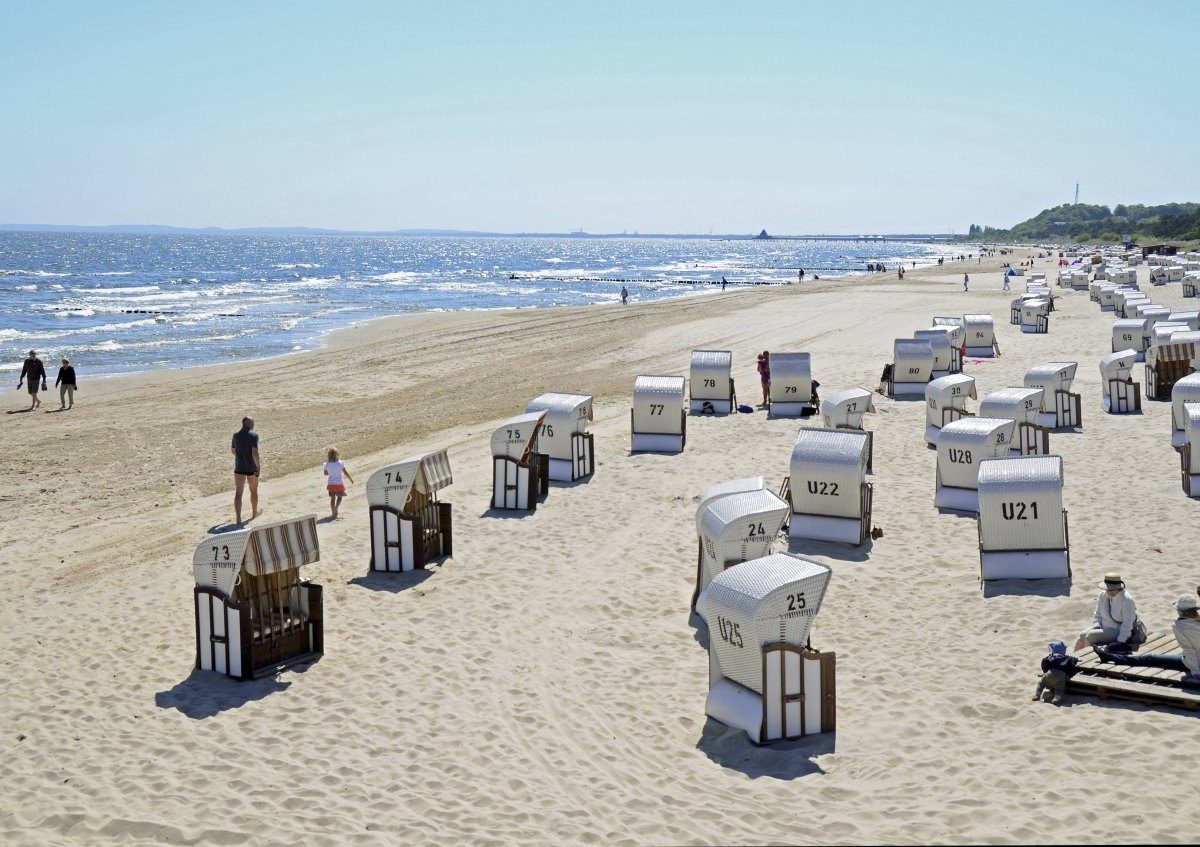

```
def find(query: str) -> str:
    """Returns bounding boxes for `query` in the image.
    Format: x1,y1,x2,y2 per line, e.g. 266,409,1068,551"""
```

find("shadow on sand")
348,567,435,594
697,718,835,779
981,578,1071,599
155,667,297,719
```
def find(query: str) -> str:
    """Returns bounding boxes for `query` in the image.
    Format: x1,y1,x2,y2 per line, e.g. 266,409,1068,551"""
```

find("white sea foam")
15,284,37,291
274,262,321,270
72,285,162,295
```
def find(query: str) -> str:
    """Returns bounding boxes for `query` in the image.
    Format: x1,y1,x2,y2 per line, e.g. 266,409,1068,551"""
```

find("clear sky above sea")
2,0,1198,234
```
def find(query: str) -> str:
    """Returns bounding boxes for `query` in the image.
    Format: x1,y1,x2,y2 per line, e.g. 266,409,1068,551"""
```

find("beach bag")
1130,618,1148,647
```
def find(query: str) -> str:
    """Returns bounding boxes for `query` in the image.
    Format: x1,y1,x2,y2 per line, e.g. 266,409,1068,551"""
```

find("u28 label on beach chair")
947,449,973,464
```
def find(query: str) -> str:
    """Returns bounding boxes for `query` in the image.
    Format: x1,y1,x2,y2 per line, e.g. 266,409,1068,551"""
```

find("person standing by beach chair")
231,416,261,525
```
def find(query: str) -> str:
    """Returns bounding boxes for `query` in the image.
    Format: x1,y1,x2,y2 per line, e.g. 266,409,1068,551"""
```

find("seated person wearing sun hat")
1073,573,1139,654
1091,595,1200,689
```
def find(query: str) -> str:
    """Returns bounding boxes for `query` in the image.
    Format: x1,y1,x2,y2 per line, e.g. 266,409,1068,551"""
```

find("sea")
0,232,958,376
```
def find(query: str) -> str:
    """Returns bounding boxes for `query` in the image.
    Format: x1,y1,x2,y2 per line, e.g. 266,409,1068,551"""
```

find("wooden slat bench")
1067,633,1200,710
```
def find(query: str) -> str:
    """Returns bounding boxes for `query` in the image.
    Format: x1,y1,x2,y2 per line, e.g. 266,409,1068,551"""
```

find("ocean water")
0,232,956,376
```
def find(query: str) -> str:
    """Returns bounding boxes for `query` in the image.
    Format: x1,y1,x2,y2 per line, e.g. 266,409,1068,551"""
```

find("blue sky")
2,0,1197,233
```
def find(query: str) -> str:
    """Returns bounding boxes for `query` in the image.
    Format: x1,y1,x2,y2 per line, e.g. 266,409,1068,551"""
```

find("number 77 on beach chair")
192,515,323,680
631,375,686,453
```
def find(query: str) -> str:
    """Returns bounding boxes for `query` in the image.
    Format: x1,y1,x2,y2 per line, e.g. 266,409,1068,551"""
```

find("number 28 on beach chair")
193,515,323,681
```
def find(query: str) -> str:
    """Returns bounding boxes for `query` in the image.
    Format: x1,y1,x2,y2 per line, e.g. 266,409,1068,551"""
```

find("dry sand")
1,250,1197,845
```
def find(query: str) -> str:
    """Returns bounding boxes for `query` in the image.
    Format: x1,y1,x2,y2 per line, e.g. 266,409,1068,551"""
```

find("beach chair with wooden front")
691,486,790,618
1024,362,1081,429
933,417,1015,513
1099,350,1141,414
932,317,966,372
1146,342,1196,401
367,450,453,573
699,552,834,745
1020,299,1050,334
631,375,686,453
976,455,1070,582
689,350,735,414
526,392,594,481
924,373,977,445
491,411,549,511
767,352,814,417
978,387,1050,456
785,428,872,545
1183,273,1199,298
193,515,323,681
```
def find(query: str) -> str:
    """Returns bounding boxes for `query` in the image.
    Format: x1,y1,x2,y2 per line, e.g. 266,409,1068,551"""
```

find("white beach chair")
1024,362,1081,429
914,327,958,378
526,392,594,481
786,428,873,545
924,373,977,445
933,417,1015,513
887,338,934,398
962,314,997,358
819,387,876,472
691,487,790,618
1020,299,1050,334
699,553,834,745
767,352,815,417
193,515,323,680
367,451,453,572
1112,318,1149,360
978,387,1050,456
1145,342,1197,401
689,350,735,415
977,455,1070,582
1181,403,1200,497
1099,350,1141,414
631,375,686,453
491,411,548,510
1171,373,1200,449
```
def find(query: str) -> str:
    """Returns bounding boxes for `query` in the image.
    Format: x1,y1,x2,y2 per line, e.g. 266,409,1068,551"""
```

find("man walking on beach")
620,285,629,305
963,273,969,292
231,416,261,525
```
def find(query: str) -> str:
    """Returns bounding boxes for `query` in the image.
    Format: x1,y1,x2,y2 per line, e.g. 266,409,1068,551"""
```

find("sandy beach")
2,250,1197,846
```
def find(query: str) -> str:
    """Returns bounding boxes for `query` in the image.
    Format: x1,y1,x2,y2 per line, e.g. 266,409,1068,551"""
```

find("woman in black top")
17,350,47,410
55,358,77,410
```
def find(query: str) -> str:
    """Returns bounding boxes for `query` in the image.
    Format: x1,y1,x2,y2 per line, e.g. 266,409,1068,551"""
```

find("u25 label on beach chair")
717,616,744,648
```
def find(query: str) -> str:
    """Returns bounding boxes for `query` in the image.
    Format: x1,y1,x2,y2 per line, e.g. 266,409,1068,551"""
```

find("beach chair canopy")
978,387,1045,427
819,387,875,429
366,450,453,510
928,320,964,346
936,418,1016,490
926,374,977,405
491,411,546,460
696,476,764,532
526,392,593,428
698,488,790,571
1168,311,1200,331
700,553,833,695
1135,305,1171,322
632,374,686,433
1150,323,1190,346
1112,318,1148,351
1024,362,1078,396
690,350,733,399
963,314,994,346
768,352,812,399
913,328,954,370
193,515,319,598
894,338,934,380
977,455,1066,552
1099,350,1138,385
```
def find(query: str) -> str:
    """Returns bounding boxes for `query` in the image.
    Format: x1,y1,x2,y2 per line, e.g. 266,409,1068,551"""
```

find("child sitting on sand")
322,447,354,519
1032,641,1079,706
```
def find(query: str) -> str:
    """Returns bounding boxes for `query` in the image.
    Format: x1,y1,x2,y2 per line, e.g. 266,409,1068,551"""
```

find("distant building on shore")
754,229,771,240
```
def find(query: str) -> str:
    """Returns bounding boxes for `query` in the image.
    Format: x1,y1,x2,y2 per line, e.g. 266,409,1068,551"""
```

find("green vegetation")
964,202,1200,244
